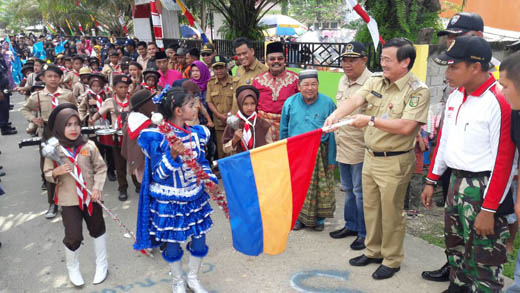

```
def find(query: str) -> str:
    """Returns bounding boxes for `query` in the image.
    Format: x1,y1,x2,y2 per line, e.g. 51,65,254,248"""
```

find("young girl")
43,104,108,287
135,87,217,293
222,85,273,154
141,70,162,93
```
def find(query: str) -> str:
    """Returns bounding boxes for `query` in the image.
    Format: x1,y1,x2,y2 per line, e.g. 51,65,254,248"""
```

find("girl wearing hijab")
190,61,211,107
43,104,108,287
222,85,273,154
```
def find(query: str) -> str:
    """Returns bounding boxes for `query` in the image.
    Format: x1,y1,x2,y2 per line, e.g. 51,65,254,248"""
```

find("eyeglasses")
268,56,285,62
201,53,211,57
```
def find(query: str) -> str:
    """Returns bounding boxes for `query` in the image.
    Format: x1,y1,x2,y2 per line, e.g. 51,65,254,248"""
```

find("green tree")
288,0,346,27
355,0,442,45
209,0,283,40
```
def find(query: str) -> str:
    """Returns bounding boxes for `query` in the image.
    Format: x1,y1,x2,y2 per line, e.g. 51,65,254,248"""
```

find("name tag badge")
371,90,382,98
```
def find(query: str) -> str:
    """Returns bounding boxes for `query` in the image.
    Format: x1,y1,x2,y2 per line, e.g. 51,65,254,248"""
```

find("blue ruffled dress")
134,124,218,250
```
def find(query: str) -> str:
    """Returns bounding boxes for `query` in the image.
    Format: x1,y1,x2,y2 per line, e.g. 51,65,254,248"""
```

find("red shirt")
253,70,299,115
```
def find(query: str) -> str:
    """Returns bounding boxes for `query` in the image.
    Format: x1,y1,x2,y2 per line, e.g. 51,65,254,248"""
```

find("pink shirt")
158,69,182,88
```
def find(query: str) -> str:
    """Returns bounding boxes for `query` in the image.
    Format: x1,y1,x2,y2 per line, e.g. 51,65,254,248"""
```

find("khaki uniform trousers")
362,150,415,268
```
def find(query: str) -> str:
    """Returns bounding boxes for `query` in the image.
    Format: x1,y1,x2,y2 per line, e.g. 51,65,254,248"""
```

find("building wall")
441,0,520,31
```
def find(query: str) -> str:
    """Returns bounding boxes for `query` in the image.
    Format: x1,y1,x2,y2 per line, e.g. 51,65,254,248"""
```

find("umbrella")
260,15,307,36
180,25,199,38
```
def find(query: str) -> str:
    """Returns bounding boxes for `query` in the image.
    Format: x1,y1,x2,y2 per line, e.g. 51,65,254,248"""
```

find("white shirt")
427,74,515,213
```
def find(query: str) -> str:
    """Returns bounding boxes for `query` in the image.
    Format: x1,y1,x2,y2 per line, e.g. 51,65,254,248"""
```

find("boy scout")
21,64,76,219
206,56,233,159
324,38,430,280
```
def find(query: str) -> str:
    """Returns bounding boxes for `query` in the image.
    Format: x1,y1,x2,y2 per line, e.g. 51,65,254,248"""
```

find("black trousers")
112,146,127,192
61,202,106,251
0,93,10,128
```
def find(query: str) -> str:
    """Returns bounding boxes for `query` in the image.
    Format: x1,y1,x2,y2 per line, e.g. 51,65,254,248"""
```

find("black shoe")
330,227,358,239
349,255,383,267
350,236,366,250
118,191,128,201
422,262,450,282
441,282,470,293
372,265,400,280
293,221,304,231
107,170,116,182
45,203,58,219
41,182,47,191
313,223,324,231
9,105,13,110
0,165,3,169
1,128,17,135
0,171,5,177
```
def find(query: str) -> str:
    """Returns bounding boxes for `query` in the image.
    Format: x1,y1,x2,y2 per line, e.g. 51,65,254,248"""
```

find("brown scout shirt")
62,70,80,90
335,68,371,165
73,82,87,103
44,140,107,206
206,74,234,131
98,96,130,129
21,87,76,123
357,71,430,152
231,58,267,113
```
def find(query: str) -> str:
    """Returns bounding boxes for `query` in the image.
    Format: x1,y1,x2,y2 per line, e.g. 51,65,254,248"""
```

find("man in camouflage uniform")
421,36,515,293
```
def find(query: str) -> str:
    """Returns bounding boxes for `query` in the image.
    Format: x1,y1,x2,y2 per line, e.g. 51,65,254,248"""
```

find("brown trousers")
61,202,106,251
113,146,127,192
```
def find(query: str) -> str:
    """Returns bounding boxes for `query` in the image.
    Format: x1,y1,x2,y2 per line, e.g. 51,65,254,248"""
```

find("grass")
287,68,343,103
420,225,520,279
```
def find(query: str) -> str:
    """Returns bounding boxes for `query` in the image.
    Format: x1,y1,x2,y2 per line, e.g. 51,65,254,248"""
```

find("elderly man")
231,37,267,113
422,36,515,293
329,42,372,252
281,69,337,231
324,38,430,280
252,41,299,141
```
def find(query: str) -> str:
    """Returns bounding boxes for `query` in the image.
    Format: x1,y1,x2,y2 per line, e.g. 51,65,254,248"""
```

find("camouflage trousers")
445,174,510,293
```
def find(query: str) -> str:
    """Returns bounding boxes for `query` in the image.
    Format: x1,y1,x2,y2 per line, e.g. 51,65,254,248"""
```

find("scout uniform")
72,67,91,103
357,70,429,269
206,56,234,158
62,56,83,90
20,64,76,216
231,58,267,114
102,52,122,86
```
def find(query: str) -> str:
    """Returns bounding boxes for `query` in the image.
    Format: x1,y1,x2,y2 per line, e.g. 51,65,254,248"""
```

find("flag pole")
321,119,354,132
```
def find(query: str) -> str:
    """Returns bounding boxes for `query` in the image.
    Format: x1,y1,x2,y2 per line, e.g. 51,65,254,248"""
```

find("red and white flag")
346,0,385,50
150,0,164,49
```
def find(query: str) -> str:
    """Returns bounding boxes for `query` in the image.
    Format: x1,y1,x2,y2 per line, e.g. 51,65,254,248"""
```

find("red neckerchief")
73,71,80,77
87,88,105,112
114,93,129,129
50,92,60,109
140,82,156,92
236,111,257,149
62,145,93,216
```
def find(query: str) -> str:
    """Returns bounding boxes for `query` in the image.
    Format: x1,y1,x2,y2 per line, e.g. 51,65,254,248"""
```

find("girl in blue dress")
134,87,217,293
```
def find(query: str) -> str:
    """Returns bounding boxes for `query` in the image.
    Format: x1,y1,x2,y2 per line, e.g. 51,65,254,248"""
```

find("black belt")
368,149,412,157
453,169,491,178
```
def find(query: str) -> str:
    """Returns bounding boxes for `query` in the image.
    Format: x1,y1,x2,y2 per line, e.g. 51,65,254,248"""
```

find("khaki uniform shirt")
44,140,107,206
231,58,267,113
62,70,80,90
137,55,150,71
206,75,234,130
98,97,130,129
358,71,430,152
21,87,76,123
73,82,87,103
335,68,372,164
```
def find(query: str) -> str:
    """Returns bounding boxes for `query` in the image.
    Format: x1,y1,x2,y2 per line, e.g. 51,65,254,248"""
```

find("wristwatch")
368,116,375,127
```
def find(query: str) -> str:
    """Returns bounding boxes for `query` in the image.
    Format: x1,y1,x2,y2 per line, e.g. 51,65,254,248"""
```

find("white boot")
64,245,84,287
187,255,208,293
170,261,186,293
92,233,108,284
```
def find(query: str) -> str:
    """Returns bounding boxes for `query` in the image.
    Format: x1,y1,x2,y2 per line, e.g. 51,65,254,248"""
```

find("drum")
96,129,117,146
81,127,96,135
116,130,124,147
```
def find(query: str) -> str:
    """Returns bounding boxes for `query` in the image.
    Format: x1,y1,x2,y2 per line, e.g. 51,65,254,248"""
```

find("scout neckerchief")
110,63,121,73
114,93,129,129
73,70,80,77
60,145,93,216
87,88,105,112
237,110,257,150
140,82,156,92
50,91,60,109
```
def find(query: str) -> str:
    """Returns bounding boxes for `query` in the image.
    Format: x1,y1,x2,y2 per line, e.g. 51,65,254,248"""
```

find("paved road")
0,93,511,292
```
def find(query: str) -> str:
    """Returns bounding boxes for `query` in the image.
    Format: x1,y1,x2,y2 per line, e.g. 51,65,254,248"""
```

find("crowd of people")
1,10,520,293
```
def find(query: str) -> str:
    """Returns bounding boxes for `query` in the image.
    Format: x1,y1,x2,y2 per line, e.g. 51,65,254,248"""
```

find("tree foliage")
288,0,347,27
355,0,442,44
208,0,283,40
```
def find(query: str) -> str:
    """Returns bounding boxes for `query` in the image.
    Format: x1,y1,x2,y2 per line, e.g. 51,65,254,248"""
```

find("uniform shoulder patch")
408,78,427,91
409,95,420,107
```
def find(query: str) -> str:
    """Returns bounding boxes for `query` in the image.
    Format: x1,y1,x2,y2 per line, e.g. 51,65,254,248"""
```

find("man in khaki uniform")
21,64,76,219
329,42,372,252
231,37,267,113
206,56,234,159
325,38,430,280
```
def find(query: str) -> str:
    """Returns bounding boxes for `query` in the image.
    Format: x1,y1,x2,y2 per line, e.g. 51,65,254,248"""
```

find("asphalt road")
0,93,509,292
